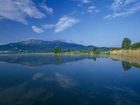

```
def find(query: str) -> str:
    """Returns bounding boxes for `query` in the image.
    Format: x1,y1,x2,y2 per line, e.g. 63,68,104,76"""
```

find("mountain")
0,39,96,53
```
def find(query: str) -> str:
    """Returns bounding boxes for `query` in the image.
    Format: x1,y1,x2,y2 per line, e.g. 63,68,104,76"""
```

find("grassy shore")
0,49,140,68
110,49,140,57
1,48,140,58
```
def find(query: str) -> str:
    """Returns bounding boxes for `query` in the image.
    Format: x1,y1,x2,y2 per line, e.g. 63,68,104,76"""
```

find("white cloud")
81,0,91,4
105,0,140,19
125,0,137,5
0,0,27,24
40,2,53,14
0,0,51,24
111,0,137,11
73,0,90,4
55,16,79,33
87,6,100,13
32,16,79,33
14,0,45,19
111,0,124,11
32,25,44,33
73,0,99,14
31,24,54,33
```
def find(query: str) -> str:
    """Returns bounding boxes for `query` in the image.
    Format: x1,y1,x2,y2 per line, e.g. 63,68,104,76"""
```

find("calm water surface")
0,54,140,105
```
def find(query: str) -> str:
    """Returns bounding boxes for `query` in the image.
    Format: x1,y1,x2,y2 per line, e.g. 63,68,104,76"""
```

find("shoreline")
0,49,140,58
110,49,140,58
0,51,140,68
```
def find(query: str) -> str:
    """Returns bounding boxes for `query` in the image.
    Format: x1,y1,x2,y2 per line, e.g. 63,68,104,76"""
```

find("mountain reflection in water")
0,54,140,105
0,54,96,67
0,54,139,70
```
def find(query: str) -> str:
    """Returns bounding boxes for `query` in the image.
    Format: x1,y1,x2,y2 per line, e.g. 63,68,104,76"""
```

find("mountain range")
0,39,111,53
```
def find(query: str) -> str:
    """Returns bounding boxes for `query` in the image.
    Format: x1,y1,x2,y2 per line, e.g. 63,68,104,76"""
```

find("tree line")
53,37,140,54
122,37,140,49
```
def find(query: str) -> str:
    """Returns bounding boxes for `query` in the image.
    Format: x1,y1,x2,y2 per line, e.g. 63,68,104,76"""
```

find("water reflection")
54,55,62,62
0,54,93,67
110,55,140,70
122,61,132,71
0,54,140,70
0,70,77,105
0,54,140,105
92,56,97,61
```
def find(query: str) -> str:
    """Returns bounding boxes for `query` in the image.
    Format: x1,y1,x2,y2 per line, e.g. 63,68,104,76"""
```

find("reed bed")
110,49,140,57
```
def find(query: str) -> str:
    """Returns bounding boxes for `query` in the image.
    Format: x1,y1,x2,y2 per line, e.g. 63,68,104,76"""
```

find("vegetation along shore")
0,38,140,57
110,38,140,57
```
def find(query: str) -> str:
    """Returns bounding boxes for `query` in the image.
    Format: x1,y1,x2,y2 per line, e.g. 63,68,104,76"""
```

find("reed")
110,49,140,57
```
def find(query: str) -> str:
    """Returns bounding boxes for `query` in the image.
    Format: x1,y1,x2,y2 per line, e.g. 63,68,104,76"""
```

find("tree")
130,42,140,49
68,49,71,52
122,37,131,49
54,46,62,54
92,47,97,52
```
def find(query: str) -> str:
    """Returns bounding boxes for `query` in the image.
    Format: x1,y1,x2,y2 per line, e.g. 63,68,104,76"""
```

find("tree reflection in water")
122,61,132,71
54,55,62,62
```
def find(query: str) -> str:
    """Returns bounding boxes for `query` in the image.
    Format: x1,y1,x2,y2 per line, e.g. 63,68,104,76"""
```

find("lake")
0,54,140,105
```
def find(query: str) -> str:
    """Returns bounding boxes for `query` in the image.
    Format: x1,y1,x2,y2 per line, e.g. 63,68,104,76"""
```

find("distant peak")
53,40,63,42
20,39,44,44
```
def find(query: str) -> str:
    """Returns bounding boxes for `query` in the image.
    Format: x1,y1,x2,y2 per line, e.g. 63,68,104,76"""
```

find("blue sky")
0,0,140,47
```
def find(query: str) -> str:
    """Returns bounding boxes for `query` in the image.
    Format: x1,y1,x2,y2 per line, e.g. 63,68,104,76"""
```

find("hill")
0,39,96,53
